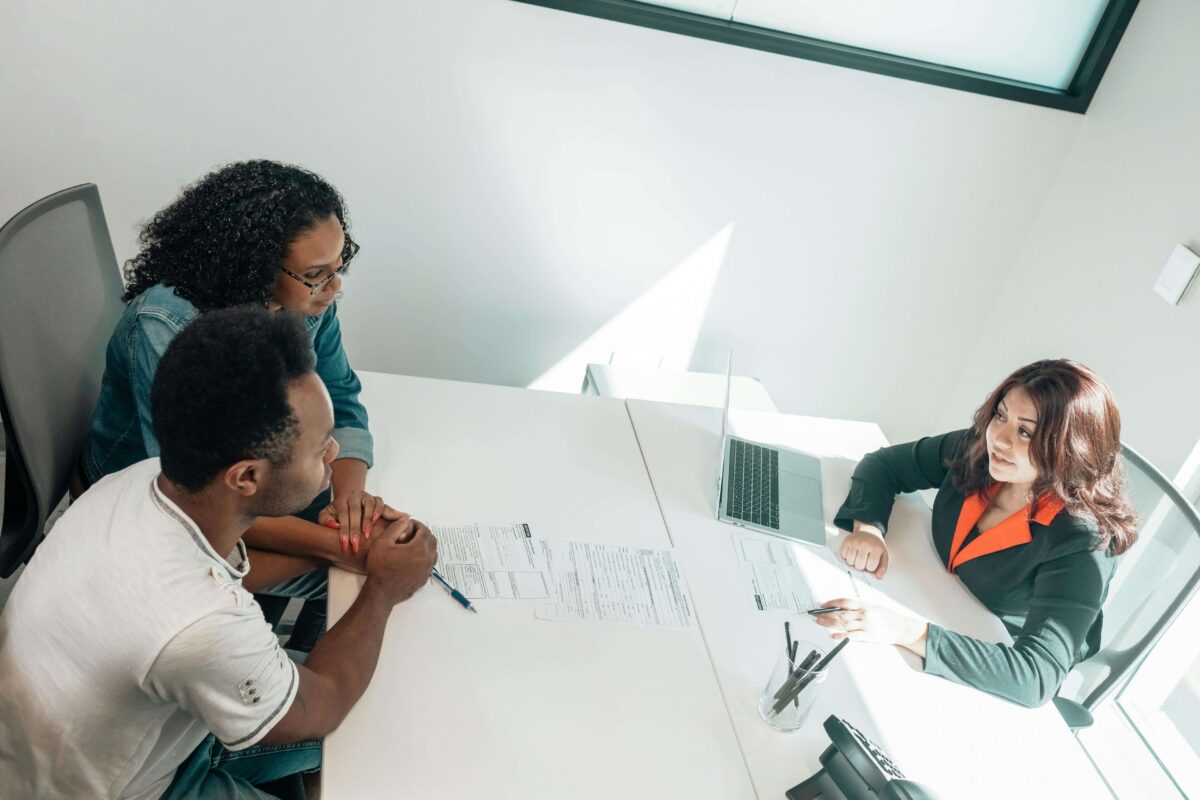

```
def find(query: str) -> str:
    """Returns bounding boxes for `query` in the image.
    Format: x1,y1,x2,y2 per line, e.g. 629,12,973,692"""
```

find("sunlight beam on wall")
528,223,734,392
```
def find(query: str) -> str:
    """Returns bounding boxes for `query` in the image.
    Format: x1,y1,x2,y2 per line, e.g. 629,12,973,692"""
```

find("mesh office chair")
0,185,124,578
1054,443,1200,729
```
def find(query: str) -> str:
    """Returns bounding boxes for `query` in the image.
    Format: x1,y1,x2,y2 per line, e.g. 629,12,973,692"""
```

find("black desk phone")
786,716,941,800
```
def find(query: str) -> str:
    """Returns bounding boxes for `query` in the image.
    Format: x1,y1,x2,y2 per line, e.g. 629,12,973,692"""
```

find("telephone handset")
786,716,941,800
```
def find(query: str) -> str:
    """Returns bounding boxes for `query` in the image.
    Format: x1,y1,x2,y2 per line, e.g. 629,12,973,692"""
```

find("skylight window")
515,0,1140,112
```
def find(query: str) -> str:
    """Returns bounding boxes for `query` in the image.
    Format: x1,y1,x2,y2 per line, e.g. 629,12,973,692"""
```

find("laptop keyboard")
727,439,780,529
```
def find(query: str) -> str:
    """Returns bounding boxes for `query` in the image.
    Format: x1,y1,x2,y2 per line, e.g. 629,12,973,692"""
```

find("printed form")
432,522,551,600
535,541,697,630
735,532,881,613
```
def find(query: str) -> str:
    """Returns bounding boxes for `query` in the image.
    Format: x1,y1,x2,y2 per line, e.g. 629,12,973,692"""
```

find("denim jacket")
83,283,373,483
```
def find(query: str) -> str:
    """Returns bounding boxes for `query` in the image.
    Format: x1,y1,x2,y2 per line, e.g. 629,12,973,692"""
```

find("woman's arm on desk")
833,430,967,536
832,431,968,579
920,547,1111,707
841,521,890,579
816,546,1111,708
813,598,929,657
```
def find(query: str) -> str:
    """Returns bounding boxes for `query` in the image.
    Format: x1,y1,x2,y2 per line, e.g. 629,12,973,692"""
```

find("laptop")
715,354,827,547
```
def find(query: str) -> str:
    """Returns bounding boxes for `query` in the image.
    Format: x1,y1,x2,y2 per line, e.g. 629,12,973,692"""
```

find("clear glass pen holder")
758,640,829,732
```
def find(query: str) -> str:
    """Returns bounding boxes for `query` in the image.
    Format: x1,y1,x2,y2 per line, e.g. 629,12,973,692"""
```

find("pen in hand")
805,606,845,616
431,568,478,614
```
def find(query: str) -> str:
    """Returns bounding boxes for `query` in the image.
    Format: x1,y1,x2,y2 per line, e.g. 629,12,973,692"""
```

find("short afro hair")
123,159,359,311
151,307,316,492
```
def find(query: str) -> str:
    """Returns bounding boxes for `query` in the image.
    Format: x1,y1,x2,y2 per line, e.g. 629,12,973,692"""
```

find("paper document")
735,532,879,613
432,522,551,600
535,541,697,629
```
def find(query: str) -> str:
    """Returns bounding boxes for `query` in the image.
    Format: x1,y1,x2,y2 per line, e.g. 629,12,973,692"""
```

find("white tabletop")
625,399,1112,800
323,373,756,799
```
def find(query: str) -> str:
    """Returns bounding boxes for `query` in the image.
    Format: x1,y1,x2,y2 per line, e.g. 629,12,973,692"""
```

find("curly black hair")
123,160,359,311
151,307,316,492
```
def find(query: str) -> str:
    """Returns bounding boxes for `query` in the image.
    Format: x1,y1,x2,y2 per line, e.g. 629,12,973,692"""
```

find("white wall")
0,0,1085,443
938,0,1200,476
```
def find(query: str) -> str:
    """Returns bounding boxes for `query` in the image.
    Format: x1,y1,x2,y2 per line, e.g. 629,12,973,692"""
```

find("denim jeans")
161,734,321,800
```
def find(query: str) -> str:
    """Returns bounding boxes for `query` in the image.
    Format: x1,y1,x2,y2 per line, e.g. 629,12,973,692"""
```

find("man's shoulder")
8,458,249,681
54,460,232,597
88,455,161,488
71,459,162,520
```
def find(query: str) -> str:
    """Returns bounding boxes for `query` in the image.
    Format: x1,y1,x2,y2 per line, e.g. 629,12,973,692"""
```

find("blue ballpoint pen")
431,568,478,614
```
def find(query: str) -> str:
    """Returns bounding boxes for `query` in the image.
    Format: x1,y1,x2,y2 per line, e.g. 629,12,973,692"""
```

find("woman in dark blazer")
816,359,1138,707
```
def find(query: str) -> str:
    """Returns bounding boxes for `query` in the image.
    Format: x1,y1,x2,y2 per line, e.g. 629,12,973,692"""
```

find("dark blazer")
834,430,1116,707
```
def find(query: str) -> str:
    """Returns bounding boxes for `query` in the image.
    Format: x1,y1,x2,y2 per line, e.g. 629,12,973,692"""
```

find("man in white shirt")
0,307,438,799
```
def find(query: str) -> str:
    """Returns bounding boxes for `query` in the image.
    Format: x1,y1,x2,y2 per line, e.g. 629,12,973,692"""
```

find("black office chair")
1053,443,1200,729
0,184,124,577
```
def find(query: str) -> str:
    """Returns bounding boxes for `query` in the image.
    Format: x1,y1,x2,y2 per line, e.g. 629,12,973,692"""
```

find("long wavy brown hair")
949,360,1138,555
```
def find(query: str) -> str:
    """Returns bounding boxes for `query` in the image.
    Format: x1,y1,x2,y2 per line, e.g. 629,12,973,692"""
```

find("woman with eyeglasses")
82,160,394,649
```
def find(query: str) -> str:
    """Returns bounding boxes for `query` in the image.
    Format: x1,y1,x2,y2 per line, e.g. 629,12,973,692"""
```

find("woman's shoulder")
130,283,199,327
1044,509,1109,557
938,428,973,457
916,428,974,474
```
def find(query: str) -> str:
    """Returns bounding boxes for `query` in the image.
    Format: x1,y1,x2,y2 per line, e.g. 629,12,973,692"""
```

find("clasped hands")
318,489,401,553
812,524,928,656
319,489,422,575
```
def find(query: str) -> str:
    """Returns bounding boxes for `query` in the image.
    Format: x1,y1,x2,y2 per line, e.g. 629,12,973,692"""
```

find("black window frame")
513,0,1140,114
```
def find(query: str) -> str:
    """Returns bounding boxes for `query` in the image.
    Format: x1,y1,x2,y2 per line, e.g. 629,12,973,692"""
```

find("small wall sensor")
1154,244,1200,306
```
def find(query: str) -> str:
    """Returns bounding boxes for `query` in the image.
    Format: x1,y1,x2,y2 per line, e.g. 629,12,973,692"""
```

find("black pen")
773,648,820,702
796,649,821,673
790,649,820,708
805,606,846,616
770,638,850,716
431,568,478,614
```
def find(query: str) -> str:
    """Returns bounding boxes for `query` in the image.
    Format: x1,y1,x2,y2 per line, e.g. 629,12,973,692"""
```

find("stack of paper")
431,522,697,630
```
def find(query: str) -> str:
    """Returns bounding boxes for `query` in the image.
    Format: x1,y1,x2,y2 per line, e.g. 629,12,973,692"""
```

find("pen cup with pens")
759,640,828,731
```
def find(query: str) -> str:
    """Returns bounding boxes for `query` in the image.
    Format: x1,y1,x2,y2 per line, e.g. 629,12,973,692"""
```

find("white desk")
625,399,1112,800
324,373,756,799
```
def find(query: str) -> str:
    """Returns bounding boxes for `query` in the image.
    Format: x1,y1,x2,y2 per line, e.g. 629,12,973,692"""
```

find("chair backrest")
0,184,124,577
1057,443,1200,711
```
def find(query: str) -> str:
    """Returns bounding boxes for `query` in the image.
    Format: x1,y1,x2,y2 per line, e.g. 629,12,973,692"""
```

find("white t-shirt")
0,459,299,800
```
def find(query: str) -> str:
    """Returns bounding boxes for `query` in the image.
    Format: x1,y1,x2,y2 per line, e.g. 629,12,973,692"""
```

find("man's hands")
327,511,423,576
812,598,928,656
364,517,438,606
840,521,889,579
